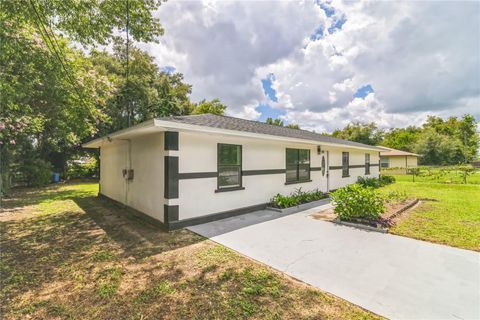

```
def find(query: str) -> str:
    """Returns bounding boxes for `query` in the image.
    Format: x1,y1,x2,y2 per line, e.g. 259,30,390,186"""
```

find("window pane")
219,144,240,165
286,149,297,165
286,148,310,182
298,149,310,163
218,166,240,187
298,164,310,180
286,165,297,182
342,152,349,176
365,153,370,174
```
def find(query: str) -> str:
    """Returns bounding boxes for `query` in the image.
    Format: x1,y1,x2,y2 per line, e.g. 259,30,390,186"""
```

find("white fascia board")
82,119,163,148
153,119,382,152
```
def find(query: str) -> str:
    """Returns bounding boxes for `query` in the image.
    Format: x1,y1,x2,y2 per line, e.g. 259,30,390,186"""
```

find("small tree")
407,168,421,182
456,164,475,184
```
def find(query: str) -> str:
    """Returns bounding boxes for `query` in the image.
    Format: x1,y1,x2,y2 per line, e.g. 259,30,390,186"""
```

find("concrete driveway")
189,205,480,320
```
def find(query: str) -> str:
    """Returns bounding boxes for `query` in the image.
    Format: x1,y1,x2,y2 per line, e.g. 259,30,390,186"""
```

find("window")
342,152,349,177
286,148,310,183
217,144,242,190
365,153,370,175
380,157,389,168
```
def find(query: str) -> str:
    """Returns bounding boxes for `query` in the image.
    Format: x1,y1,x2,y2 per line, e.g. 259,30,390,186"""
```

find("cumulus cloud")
140,0,480,132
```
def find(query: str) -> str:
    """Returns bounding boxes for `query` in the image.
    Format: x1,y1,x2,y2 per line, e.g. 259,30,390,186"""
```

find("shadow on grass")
74,196,204,260
0,192,204,309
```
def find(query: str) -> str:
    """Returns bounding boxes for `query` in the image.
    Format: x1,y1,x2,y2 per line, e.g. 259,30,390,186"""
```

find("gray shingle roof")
157,114,382,150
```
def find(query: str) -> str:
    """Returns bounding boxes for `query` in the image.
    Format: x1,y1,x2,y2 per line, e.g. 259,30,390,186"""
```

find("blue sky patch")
161,65,176,74
328,15,347,34
354,84,374,98
316,1,335,17
255,104,285,122
309,25,324,41
261,73,278,102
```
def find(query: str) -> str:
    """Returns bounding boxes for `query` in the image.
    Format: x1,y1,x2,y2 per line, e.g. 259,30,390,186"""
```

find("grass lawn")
379,181,480,251
383,168,480,184
0,183,380,320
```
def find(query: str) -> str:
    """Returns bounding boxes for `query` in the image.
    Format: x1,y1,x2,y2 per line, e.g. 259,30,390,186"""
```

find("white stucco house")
83,114,382,230
378,146,419,171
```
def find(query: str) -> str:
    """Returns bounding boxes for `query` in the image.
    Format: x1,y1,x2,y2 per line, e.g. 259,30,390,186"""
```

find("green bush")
22,159,52,187
66,158,98,179
357,175,395,188
379,175,395,185
271,188,327,209
331,184,385,221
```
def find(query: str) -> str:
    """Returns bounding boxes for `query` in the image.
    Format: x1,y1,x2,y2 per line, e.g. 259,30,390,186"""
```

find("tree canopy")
0,1,228,193
265,117,300,129
329,115,479,165
331,122,383,146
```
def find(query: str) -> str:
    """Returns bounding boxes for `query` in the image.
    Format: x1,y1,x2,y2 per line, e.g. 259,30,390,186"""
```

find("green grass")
379,181,480,251
383,167,480,184
1,182,381,320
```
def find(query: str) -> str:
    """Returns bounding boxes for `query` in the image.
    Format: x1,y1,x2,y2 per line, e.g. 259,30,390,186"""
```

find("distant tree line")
330,115,479,165
265,117,300,129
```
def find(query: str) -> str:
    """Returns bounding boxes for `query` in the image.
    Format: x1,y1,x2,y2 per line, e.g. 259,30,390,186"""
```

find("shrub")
21,159,52,187
66,158,98,179
331,184,385,221
357,175,395,188
271,188,327,209
379,175,395,185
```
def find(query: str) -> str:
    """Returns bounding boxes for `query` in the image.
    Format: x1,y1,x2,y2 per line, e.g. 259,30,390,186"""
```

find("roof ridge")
155,113,381,150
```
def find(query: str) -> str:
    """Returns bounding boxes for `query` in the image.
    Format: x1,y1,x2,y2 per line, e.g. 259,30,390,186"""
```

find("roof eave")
83,118,383,152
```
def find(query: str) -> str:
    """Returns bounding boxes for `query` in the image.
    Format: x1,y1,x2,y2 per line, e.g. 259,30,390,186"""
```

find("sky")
140,0,480,133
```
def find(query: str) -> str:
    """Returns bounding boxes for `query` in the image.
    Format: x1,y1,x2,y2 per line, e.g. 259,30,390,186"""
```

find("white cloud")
140,0,480,131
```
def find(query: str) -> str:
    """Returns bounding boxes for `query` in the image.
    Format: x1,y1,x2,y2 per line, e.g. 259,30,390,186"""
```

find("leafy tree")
331,122,383,145
90,45,195,134
422,114,479,163
413,129,464,165
265,117,300,129
0,0,163,194
2,0,163,47
191,99,227,115
0,26,112,191
286,124,300,129
266,117,284,126
456,114,479,163
382,126,422,152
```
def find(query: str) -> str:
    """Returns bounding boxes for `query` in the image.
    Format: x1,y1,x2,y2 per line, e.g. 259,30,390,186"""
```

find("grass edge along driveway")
0,183,381,320
379,181,480,251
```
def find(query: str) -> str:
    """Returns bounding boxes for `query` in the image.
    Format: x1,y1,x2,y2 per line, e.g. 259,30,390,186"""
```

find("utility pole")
125,0,131,127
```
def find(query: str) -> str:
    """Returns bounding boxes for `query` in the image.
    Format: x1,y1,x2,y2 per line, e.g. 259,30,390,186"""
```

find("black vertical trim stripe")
164,131,179,151
164,156,179,199
164,204,179,225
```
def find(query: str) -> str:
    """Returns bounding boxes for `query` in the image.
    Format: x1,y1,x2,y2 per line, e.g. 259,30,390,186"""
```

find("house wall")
99,130,381,227
176,131,379,221
100,133,165,222
381,155,418,168
327,147,380,191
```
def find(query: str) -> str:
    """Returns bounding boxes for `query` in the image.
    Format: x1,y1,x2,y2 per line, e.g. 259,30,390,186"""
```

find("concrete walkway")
189,205,480,320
